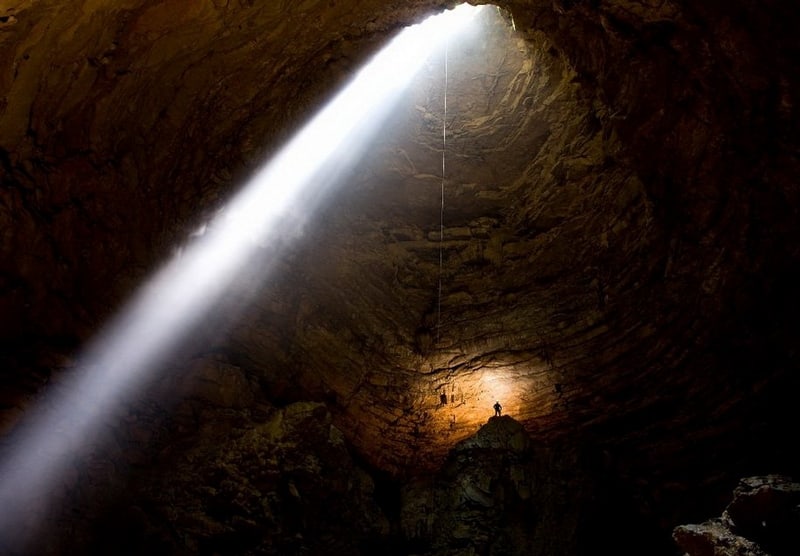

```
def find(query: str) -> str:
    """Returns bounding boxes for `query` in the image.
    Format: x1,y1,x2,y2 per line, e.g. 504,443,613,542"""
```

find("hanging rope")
436,42,448,345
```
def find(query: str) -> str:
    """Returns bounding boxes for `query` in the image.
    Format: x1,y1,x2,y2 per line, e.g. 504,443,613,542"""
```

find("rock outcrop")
674,475,800,556
400,415,586,555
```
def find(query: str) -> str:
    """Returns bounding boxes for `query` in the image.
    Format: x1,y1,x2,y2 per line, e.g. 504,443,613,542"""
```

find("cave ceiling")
1,0,799,477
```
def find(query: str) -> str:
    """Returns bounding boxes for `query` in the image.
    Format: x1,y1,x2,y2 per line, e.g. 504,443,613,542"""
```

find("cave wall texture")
1,0,800,554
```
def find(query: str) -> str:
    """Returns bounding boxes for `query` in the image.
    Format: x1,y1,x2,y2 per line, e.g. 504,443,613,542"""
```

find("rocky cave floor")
3,390,798,556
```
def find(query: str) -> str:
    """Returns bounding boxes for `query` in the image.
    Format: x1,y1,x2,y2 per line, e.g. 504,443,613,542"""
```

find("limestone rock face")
400,416,585,556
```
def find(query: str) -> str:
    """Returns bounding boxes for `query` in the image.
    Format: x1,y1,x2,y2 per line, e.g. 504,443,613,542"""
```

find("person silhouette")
493,401,502,417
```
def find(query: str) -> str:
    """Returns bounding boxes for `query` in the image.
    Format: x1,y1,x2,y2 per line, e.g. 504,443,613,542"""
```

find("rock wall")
1,0,800,554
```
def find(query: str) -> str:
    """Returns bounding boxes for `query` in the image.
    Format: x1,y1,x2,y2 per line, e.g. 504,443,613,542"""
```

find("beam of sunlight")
0,4,484,549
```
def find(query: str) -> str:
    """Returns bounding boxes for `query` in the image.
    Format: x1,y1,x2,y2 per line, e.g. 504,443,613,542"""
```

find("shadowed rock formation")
674,475,800,556
401,415,586,556
22,401,390,555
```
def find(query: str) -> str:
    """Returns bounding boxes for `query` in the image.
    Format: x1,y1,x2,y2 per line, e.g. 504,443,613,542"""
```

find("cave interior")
1,0,799,554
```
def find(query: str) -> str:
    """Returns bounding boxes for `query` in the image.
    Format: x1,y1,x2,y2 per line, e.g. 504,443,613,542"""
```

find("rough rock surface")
3,0,798,475
144,401,388,556
21,410,596,555
29,400,389,555
400,416,586,555
1,0,800,554
674,519,768,556
674,475,800,556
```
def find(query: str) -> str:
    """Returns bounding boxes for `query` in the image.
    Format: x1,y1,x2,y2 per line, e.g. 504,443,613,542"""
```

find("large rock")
723,476,800,555
674,475,800,556
674,519,768,556
400,415,584,555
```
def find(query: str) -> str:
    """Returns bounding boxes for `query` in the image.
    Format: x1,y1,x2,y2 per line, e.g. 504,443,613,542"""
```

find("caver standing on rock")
493,401,502,417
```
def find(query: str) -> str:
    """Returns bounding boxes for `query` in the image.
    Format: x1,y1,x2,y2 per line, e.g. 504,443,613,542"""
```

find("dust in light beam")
0,4,485,549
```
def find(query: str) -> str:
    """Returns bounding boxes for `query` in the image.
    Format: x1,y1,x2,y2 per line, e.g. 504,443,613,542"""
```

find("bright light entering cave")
0,5,485,548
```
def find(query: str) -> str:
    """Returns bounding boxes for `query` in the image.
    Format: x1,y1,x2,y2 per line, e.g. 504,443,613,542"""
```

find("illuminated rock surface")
1,0,799,554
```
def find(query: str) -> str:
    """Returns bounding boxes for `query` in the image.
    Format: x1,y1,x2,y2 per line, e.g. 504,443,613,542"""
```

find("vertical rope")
437,42,448,345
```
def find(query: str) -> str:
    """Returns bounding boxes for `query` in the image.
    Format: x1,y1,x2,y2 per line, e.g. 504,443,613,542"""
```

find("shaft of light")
0,4,483,550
